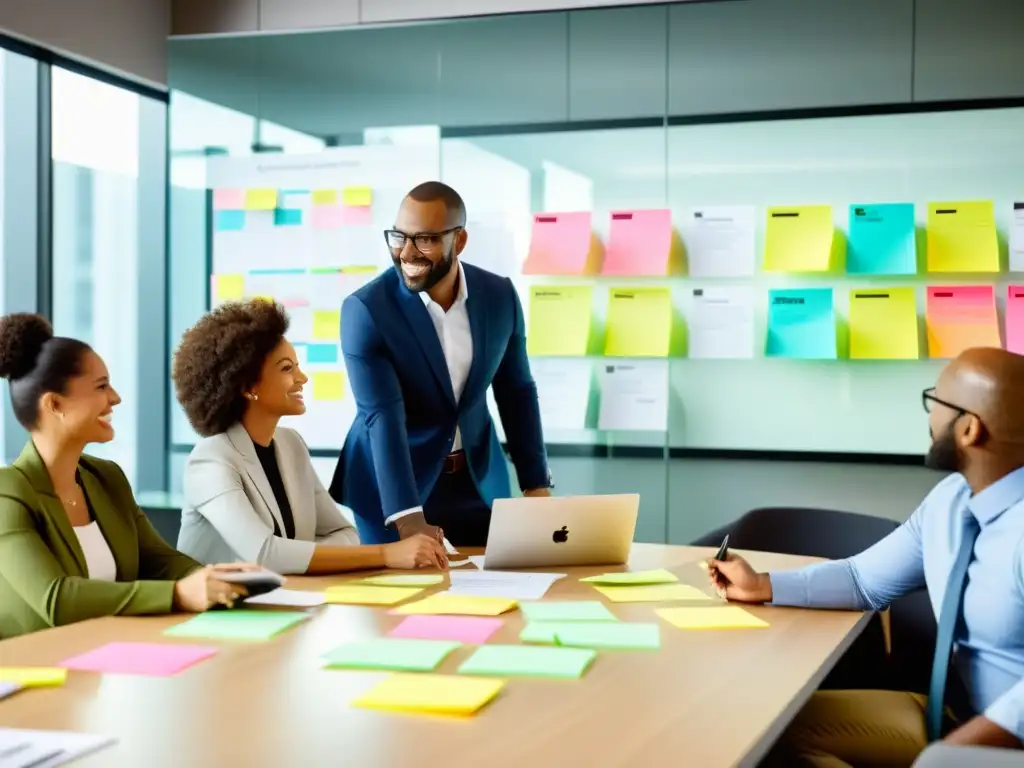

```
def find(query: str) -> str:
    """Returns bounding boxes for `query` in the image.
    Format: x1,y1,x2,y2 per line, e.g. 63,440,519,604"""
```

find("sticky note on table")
312,372,345,401
602,209,673,275
847,203,916,275
389,615,504,644
849,288,919,359
459,644,595,679
213,274,244,302
213,188,244,210
1006,286,1024,355
353,673,504,716
214,210,245,232
604,287,673,357
593,584,712,603
520,621,660,650
342,186,373,207
524,212,595,274
926,201,999,272
311,189,338,206
926,286,1001,358
0,667,66,687
163,610,309,641
312,310,340,341
526,285,592,356
60,642,217,677
322,639,459,672
656,605,769,630
763,205,838,272
519,601,616,622
244,188,278,211
356,574,445,587
581,568,678,586
325,585,424,605
392,594,517,616
765,288,837,359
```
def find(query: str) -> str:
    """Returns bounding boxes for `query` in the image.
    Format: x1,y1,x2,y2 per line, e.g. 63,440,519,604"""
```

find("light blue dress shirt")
769,467,1024,740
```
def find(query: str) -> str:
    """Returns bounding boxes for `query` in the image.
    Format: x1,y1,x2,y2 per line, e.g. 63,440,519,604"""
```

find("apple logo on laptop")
552,526,569,544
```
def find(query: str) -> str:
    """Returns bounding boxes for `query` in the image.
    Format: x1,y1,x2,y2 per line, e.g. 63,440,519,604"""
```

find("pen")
714,533,730,563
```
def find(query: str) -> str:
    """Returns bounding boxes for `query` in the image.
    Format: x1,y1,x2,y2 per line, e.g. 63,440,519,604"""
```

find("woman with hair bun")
0,313,255,639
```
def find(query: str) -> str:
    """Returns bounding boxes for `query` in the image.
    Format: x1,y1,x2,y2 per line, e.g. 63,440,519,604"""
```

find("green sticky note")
355,574,445,587
164,610,309,641
322,639,459,672
580,568,679,586
457,644,595,679
519,601,617,622
520,621,661,650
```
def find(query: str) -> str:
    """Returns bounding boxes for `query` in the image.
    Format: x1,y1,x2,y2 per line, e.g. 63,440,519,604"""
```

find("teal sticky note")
307,343,338,364
274,208,303,227
847,203,916,275
163,610,309,641
321,638,459,672
520,621,661,650
519,601,617,623
765,288,837,359
457,644,595,679
215,210,245,232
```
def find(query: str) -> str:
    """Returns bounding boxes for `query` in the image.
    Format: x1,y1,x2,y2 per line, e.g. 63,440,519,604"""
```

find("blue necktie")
926,511,980,741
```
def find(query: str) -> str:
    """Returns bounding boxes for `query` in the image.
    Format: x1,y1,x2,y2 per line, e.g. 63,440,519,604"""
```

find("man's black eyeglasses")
383,227,462,254
922,387,972,418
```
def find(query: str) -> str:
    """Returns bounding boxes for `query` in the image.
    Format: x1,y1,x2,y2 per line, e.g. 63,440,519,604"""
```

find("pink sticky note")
60,642,217,677
388,615,503,644
603,209,673,275
524,212,593,274
311,205,344,229
1006,286,1024,355
213,188,244,210
341,205,373,226
926,285,1001,358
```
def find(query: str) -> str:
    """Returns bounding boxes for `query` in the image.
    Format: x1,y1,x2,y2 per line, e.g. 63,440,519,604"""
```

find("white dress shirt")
386,261,473,527
74,521,117,581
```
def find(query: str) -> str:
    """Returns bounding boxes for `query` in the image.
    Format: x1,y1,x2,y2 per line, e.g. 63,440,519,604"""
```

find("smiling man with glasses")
707,347,1024,765
329,181,552,549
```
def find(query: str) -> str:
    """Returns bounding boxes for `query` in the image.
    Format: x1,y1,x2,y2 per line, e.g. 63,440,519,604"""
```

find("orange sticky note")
926,286,1001,359
602,209,673,275
1006,286,1024,355
524,212,595,275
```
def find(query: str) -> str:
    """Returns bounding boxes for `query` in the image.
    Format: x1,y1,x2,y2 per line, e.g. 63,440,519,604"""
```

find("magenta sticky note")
60,642,217,677
524,212,593,274
603,209,673,276
213,188,245,210
341,205,373,226
1007,286,1024,355
388,615,503,644
311,205,344,230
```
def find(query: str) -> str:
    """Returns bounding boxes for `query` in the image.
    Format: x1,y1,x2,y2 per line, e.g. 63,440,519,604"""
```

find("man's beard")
925,421,961,472
393,246,454,293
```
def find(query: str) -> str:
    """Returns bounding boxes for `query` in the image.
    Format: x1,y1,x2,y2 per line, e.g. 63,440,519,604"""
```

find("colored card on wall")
847,203,916,275
274,208,303,227
926,201,999,272
926,286,1001,358
1006,286,1024,355
213,274,245,302
213,188,244,210
763,205,836,272
312,372,345,401
214,210,245,232
602,209,673,275
311,205,344,230
307,343,339,364
848,288,919,359
244,189,278,211
765,288,837,359
526,286,592,356
342,186,373,207
603,287,672,357
1011,203,1024,272
312,310,341,341
312,189,339,206
341,205,373,226
524,212,594,275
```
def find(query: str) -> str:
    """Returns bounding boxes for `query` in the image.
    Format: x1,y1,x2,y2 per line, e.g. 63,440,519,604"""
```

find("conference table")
0,544,870,767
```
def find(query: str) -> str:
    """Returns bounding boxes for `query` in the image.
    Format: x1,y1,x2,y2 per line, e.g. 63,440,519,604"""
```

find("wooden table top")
0,544,869,768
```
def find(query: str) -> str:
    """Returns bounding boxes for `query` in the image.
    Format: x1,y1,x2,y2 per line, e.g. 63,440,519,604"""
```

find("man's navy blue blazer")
328,263,550,545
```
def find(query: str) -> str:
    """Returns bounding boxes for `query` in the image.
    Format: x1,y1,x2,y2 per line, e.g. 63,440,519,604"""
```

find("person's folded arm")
491,278,550,492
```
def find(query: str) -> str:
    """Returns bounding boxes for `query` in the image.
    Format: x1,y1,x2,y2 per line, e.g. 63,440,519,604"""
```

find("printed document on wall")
1011,203,1024,273
486,359,590,435
597,361,669,432
687,286,755,359
683,206,756,278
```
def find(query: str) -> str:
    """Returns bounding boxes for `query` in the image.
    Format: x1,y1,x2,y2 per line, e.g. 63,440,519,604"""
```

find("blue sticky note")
847,203,916,275
307,343,339,364
274,208,303,227
215,210,245,232
766,288,837,359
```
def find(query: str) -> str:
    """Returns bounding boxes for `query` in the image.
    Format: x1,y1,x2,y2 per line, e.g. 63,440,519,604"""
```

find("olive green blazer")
0,441,200,639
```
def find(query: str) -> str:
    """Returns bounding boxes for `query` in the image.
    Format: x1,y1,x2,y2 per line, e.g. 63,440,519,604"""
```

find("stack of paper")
322,639,460,672
446,570,564,601
458,645,596,679
520,621,661,650
0,728,117,767
352,673,504,717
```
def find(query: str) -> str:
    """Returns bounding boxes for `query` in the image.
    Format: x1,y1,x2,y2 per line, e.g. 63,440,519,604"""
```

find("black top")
252,440,296,540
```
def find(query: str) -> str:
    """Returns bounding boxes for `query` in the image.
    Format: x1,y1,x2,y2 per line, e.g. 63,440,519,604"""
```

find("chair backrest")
727,506,900,560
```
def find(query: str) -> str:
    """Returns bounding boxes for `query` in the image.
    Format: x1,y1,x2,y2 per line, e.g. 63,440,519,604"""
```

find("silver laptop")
480,493,639,569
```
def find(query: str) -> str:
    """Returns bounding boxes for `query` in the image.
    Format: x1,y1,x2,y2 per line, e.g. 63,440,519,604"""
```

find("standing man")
330,181,552,547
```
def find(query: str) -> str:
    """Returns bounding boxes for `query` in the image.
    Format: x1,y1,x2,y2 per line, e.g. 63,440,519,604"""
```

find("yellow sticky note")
312,372,345,401
849,288,919,360
0,667,67,687
312,189,339,206
342,186,373,207
593,584,712,603
355,574,445,587
526,285,592,356
604,288,673,357
313,310,340,341
656,605,769,630
763,205,837,272
244,188,278,210
353,673,504,716
325,585,424,605
581,568,678,585
926,201,999,272
214,274,244,302
392,594,518,616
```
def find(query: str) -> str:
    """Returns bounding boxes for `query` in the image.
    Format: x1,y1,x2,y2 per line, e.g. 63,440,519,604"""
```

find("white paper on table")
1011,203,1024,272
597,360,669,432
243,589,326,608
446,570,566,600
0,727,117,768
683,206,756,278
687,286,756,359
468,555,487,569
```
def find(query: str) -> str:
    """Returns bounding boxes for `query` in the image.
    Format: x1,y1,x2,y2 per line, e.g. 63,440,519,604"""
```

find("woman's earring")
249,392,259,401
